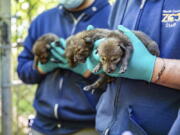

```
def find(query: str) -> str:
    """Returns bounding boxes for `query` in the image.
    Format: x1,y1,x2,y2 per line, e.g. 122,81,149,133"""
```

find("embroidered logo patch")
162,10,180,28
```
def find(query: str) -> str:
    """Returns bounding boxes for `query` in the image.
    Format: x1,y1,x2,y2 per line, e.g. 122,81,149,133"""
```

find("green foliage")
12,85,37,135
12,0,59,44
11,0,59,135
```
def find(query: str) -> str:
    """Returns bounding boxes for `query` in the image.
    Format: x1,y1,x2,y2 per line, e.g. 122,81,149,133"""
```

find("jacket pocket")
168,108,180,135
33,72,63,119
127,106,148,135
95,83,118,134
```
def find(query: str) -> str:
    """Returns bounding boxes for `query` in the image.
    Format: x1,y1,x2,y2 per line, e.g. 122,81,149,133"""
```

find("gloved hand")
86,39,104,74
86,25,157,82
107,25,157,82
37,38,88,75
85,25,104,74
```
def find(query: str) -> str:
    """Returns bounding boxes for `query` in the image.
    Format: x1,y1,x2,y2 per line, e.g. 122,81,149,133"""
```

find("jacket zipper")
69,13,86,35
53,12,85,121
106,0,146,126
53,77,64,119
140,0,146,9
59,77,63,91
134,0,147,29
103,1,148,134
103,79,122,135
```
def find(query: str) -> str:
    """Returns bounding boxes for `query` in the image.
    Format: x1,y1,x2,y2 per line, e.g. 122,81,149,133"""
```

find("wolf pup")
65,29,112,67
65,29,117,91
32,33,59,69
93,30,160,74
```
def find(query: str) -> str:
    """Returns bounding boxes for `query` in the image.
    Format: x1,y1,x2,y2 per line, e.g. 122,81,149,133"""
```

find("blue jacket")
96,0,180,135
17,0,111,134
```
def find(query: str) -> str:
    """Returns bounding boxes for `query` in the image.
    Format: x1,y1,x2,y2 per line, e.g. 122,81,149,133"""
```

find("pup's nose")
107,69,112,73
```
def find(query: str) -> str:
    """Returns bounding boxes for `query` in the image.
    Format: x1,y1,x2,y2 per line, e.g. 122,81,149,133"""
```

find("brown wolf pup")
93,30,160,74
65,29,114,92
65,29,112,67
32,33,59,69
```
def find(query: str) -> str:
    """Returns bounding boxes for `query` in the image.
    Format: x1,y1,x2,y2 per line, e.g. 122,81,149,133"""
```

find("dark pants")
30,128,99,135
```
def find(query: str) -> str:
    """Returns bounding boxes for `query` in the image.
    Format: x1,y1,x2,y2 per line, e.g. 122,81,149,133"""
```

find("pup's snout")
106,66,117,73
103,64,113,73
106,68,113,73
78,58,86,63
73,57,78,63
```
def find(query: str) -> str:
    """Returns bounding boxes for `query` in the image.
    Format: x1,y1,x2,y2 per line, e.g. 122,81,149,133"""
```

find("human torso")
96,1,180,135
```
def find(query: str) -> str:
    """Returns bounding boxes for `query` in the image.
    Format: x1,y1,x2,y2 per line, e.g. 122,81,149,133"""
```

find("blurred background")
0,0,116,135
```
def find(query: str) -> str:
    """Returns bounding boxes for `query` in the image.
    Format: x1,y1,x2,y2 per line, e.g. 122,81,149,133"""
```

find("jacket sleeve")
17,19,45,84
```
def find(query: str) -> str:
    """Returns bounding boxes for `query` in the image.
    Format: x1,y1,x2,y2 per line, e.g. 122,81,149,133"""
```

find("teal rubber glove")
38,38,88,75
86,25,156,82
107,25,157,82
86,25,95,30
86,39,105,74
85,25,104,74
37,38,67,73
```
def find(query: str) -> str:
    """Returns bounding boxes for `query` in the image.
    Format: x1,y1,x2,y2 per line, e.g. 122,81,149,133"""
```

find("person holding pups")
90,0,180,135
17,0,111,135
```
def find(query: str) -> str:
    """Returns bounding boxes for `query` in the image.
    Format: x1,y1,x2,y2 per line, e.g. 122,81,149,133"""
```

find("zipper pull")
54,104,59,119
104,128,110,135
122,131,134,135
59,78,63,90
140,0,146,9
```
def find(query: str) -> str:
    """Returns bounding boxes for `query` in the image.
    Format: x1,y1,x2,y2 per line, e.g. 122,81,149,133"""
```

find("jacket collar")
59,0,110,21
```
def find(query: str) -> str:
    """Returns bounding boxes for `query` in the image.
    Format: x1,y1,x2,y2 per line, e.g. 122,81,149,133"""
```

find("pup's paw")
93,66,100,73
119,64,127,73
148,41,160,56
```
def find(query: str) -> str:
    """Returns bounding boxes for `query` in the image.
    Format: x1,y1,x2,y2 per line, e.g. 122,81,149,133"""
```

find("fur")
32,33,59,69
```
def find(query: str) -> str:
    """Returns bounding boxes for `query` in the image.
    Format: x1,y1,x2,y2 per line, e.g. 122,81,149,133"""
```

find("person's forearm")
151,58,180,90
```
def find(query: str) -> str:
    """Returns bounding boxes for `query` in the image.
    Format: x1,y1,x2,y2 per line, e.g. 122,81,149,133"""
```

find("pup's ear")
46,44,51,49
84,37,93,44
33,56,39,70
95,48,98,54
118,43,126,51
